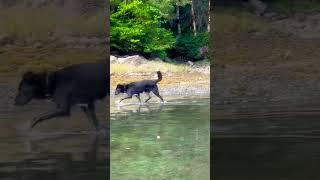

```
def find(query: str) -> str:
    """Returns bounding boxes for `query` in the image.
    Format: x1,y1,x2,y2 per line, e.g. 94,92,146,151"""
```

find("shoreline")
110,71,210,97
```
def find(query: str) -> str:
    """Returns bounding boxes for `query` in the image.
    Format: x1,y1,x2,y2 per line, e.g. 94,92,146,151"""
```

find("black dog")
14,62,108,130
115,71,164,103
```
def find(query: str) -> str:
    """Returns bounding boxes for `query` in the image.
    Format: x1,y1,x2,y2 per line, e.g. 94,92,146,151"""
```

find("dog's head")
14,71,46,105
114,84,126,95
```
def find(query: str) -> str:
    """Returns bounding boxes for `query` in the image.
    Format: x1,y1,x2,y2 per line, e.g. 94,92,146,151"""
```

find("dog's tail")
155,71,162,83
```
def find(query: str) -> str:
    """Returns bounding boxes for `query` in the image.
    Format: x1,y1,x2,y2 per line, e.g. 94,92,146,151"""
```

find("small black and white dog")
14,62,108,130
114,71,164,103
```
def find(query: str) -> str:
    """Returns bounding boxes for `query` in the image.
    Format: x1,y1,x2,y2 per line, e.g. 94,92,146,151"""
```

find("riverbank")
110,55,210,97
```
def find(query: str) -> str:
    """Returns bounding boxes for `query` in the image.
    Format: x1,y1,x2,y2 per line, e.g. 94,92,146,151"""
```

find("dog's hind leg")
81,102,99,130
134,94,142,104
144,92,152,103
31,107,70,128
152,87,164,102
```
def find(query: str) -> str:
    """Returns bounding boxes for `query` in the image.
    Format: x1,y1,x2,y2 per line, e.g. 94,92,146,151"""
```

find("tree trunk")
176,3,181,35
207,0,210,32
190,0,196,35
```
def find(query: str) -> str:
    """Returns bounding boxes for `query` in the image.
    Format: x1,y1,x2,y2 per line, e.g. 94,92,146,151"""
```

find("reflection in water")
116,103,164,114
111,97,210,180
213,103,320,180
0,134,108,180
0,81,109,180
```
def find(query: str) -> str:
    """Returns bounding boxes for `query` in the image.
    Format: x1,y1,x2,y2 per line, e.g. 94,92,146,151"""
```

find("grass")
111,61,193,74
0,5,105,40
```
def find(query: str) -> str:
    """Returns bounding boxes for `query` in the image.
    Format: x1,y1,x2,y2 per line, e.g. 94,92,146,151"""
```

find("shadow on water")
110,97,210,180
0,81,109,180
213,102,320,180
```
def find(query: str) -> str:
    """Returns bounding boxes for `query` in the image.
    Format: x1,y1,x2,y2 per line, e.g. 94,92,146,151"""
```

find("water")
110,96,210,180
0,80,109,180
213,102,320,180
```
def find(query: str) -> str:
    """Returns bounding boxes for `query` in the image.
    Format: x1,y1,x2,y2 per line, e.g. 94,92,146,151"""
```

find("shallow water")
0,80,109,180
213,102,320,180
110,96,210,180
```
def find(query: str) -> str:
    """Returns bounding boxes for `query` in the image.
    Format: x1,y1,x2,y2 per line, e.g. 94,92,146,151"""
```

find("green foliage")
170,33,208,60
110,0,176,58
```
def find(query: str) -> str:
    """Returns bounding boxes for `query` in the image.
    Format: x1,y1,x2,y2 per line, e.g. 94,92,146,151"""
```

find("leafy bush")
110,0,176,58
169,33,208,61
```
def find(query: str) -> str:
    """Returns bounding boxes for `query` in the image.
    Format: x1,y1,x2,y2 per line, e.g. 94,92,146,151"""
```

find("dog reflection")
116,103,164,114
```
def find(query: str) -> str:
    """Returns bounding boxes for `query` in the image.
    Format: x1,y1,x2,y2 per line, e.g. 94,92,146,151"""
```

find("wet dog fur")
14,62,108,130
114,71,164,103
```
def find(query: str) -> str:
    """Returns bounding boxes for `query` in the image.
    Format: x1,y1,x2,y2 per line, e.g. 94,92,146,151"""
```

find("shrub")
169,33,208,61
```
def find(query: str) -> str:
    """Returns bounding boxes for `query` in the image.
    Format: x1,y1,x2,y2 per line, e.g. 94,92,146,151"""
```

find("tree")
173,0,189,35
110,0,175,58
190,0,196,35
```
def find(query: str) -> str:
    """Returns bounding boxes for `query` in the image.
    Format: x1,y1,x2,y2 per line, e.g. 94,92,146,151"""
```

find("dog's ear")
22,71,36,82
22,71,45,84
123,84,129,91
23,71,34,78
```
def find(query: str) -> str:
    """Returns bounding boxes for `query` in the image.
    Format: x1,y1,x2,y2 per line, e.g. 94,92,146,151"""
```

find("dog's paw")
32,117,40,122
116,100,123,105
138,102,145,105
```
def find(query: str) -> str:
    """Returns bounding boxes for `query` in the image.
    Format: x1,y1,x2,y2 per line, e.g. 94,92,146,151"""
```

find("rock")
77,37,104,47
78,37,91,46
187,61,194,66
117,55,148,66
153,57,163,62
263,12,280,21
63,36,77,45
248,0,267,16
33,42,43,49
110,55,118,64
164,57,173,62
0,34,14,46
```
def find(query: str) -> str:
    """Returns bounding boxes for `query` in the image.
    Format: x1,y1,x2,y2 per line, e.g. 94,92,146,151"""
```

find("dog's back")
53,62,108,103
126,71,162,94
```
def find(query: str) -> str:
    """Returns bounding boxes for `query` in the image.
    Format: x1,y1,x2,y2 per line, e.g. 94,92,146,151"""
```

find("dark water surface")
0,81,109,180
110,97,210,180
213,102,320,180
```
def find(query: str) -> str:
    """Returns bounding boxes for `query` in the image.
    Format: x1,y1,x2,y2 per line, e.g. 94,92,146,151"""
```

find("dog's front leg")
134,94,142,104
144,92,152,103
81,102,99,131
31,108,70,129
119,95,132,103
